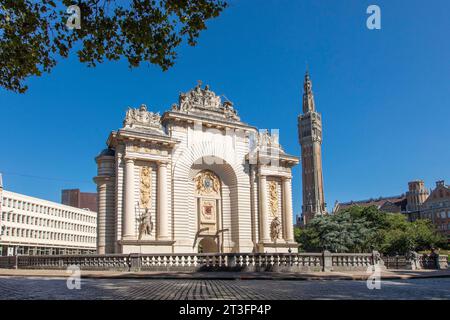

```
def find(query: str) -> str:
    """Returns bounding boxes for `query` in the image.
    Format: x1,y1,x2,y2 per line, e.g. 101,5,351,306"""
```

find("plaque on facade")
200,199,216,224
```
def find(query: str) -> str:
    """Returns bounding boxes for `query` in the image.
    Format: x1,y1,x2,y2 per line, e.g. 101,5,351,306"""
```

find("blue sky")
1,0,449,219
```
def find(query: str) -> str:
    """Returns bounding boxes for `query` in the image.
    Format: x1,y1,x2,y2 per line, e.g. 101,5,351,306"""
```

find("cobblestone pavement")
0,277,449,300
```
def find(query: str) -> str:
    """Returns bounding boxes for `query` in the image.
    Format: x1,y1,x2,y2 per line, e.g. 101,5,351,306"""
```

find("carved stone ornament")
140,166,151,209
123,104,164,132
270,217,281,241
172,83,240,121
268,181,278,218
258,129,282,149
130,144,162,155
194,171,221,196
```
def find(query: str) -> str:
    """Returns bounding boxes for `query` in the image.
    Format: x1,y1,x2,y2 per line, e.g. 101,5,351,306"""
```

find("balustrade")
1,251,444,272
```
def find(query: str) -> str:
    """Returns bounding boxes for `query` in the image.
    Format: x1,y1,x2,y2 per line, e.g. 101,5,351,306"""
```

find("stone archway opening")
189,158,238,253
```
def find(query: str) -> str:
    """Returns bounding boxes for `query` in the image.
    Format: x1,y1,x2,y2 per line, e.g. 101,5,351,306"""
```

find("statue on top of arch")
174,82,240,121
123,104,164,133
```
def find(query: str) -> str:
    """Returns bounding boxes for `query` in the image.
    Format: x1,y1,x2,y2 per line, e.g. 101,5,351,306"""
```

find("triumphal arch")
94,83,299,254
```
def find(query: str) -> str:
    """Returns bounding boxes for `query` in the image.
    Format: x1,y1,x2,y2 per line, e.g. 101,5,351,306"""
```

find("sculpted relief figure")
268,181,279,217
123,104,162,128
179,93,189,111
259,129,271,147
174,83,241,121
140,166,151,209
124,108,138,126
270,217,281,241
192,84,203,105
138,209,153,240
139,104,150,122
223,101,238,119
203,85,221,109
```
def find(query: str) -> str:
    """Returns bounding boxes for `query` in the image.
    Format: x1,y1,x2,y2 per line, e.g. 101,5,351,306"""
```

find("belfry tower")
298,72,326,224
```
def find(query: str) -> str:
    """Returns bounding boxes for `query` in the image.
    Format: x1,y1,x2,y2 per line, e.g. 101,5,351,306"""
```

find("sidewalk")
0,268,449,281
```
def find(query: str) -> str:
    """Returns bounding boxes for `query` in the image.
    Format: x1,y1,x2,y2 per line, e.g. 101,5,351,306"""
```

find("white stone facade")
0,189,97,256
95,84,299,254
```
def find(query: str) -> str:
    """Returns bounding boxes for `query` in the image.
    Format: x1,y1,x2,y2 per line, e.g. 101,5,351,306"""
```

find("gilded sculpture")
269,181,278,217
194,171,221,196
140,166,151,209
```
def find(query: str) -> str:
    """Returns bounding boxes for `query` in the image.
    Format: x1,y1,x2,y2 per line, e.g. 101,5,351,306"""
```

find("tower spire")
302,71,315,113
298,72,326,225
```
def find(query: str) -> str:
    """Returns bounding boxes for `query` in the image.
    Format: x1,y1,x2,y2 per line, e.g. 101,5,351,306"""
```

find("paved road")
0,277,449,300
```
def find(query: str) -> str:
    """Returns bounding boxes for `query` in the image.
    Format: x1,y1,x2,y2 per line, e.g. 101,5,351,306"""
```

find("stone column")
282,177,294,242
258,174,270,242
157,162,170,240
123,158,135,239
96,181,107,254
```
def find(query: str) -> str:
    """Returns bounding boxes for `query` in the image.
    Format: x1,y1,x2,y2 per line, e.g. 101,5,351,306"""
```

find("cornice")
107,129,179,148
162,111,257,132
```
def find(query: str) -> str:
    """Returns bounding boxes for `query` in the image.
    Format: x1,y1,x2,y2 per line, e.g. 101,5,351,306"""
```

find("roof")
2,190,97,215
338,194,407,211
98,148,115,157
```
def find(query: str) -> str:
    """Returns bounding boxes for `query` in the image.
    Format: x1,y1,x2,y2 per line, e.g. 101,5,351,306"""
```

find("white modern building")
95,83,299,254
0,176,97,256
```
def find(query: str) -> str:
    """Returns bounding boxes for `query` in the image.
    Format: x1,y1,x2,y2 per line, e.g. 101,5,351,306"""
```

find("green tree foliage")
0,0,227,93
295,206,447,254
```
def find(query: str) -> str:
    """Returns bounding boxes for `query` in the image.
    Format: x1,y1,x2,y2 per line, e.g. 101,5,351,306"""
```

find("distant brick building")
407,181,450,242
336,180,450,243
61,189,97,212
338,195,407,213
